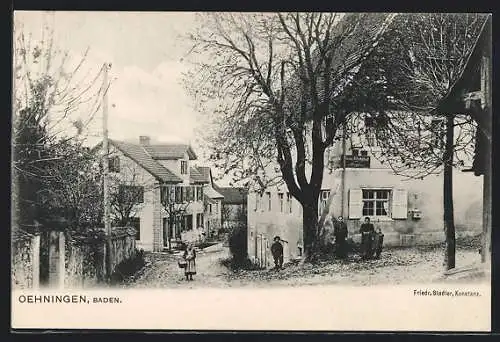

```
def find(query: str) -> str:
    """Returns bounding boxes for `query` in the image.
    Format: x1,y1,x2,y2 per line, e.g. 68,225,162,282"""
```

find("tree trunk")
443,114,455,270
302,200,319,262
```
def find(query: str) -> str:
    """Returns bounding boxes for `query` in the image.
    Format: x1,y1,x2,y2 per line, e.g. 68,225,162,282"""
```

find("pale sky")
14,11,211,160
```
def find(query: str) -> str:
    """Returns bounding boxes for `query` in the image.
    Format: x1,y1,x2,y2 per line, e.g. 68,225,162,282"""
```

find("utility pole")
102,63,112,235
341,121,347,217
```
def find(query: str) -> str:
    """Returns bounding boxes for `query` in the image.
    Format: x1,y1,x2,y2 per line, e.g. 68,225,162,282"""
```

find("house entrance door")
185,214,193,231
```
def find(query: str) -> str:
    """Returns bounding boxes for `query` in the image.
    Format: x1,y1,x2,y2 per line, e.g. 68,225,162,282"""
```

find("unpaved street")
123,242,485,288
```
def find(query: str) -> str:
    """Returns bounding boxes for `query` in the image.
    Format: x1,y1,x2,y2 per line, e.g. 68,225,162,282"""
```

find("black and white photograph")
11,11,492,331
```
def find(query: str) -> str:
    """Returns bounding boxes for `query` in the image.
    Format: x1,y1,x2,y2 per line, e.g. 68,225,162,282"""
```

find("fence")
12,227,137,289
11,230,40,289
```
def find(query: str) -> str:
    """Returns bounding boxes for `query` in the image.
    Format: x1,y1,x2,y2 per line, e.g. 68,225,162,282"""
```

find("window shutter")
348,189,363,219
392,189,408,219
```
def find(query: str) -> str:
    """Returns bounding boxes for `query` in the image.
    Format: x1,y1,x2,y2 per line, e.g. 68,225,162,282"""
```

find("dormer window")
181,160,188,175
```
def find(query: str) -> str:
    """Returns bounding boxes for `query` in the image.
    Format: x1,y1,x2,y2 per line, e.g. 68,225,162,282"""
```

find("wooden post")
102,63,112,236
48,231,65,289
58,232,65,289
31,234,40,289
481,53,492,265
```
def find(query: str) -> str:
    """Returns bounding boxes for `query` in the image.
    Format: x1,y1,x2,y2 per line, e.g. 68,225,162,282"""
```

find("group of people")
180,217,385,279
270,216,384,270
333,216,384,260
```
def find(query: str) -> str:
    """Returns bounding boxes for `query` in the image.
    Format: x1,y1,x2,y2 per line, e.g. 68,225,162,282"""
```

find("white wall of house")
204,197,222,236
108,145,157,251
157,152,191,185
246,125,484,262
247,184,303,266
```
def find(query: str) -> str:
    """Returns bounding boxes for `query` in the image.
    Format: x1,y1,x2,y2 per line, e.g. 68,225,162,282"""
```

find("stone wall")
64,227,136,288
11,230,39,289
107,227,137,276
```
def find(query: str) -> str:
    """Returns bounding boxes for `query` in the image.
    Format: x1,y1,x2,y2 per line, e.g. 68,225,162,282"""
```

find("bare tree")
12,15,104,232
160,185,197,249
346,13,487,269
185,13,395,261
36,141,103,231
109,162,154,227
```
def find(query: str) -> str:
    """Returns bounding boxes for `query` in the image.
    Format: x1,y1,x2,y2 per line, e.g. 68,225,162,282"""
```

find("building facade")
99,136,221,252
247,128,483,267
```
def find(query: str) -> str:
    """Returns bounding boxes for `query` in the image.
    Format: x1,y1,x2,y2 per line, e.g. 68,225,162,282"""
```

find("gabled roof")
190,166,211,184
143,144,197,160
213,185,248,205
204,186,224,199
109,139,183,183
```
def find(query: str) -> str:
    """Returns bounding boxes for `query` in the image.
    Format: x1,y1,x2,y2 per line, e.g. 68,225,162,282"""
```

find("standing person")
270,236,284,270
334,216,349,259
373,227,384,259
359,217,375,260
183,243,197,281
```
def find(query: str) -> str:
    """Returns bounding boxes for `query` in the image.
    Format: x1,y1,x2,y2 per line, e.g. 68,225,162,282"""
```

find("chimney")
139,136,151,145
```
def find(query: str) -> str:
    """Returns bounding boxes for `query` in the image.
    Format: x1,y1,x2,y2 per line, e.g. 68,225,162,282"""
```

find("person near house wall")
334,216,349,259
360,217,375,260
271,236,284,270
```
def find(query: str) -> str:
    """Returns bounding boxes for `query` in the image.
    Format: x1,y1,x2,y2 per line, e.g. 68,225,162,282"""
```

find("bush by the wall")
109,248,145,284
228,223,248,266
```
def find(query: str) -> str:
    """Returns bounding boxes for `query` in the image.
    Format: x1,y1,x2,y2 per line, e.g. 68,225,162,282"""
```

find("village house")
246,14,488,269
247,125,483,267
98,135,223,252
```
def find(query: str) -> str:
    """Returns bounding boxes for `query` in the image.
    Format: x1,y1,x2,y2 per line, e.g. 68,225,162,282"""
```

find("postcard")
11,11,492,332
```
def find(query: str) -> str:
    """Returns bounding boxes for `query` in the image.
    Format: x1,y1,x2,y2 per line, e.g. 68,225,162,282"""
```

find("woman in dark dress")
334,216,349,259
183,243,197,281
359,217,375,259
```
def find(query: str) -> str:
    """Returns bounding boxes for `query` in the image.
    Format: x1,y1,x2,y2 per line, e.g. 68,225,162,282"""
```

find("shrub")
228,223,248,263
220,256,263,271
110,248,146,284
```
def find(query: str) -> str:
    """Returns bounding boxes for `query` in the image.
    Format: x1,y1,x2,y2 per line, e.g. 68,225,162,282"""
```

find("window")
215,201,218,213
266,192,271,211
129,217,140,240
181,160,188,175
362,189,390,217
175,186,181,203
278,193,284,212
196,186,203,201
108,156,120,173
119,185,144,204
209,203,212,214
196,213,204,228
286,193,292,213
319,190,330,215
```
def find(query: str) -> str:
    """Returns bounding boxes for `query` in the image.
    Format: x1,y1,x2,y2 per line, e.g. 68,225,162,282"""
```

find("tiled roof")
190,166,211,184
109,140,183,183
143,144,197,160
213,185,248,204
204,186,224,199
